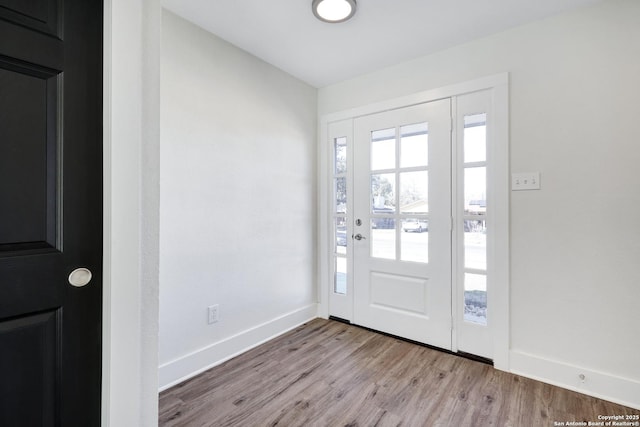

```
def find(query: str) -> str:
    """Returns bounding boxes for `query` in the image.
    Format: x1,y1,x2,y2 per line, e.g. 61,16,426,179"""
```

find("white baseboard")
158,304,318,391
510,350,640,410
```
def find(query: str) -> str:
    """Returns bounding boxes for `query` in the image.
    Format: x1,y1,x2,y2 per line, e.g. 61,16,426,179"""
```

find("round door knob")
68,268,92,287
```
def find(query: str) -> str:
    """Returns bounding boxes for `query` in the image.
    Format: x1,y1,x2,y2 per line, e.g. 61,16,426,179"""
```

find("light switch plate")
512,172,540,191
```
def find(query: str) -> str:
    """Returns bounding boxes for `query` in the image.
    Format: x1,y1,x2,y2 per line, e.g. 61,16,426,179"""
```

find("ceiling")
162,0,602,88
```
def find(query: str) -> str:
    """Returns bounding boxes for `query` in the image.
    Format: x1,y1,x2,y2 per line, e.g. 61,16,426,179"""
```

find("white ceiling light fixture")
312,0,357,23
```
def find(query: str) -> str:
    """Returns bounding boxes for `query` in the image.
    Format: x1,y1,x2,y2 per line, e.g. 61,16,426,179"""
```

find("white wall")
158,10,318,389
319,0,640,408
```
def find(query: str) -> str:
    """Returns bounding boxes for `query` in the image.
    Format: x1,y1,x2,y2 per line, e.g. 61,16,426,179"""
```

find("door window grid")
370,123,429,263
462,114,487,325
333,137,348,294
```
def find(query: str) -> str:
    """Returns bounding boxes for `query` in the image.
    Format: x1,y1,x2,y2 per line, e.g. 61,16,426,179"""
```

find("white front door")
352,99,453,349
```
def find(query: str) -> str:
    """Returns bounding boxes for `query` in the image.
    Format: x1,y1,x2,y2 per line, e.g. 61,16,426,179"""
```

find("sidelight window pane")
463,114,486,163
400,122,428,168
335,217,347,255
335,257,347,295
464,228,486,270
371,128,395,170
464,167,486,214
335,177,346,214
464,273,487,325
334,137,347,174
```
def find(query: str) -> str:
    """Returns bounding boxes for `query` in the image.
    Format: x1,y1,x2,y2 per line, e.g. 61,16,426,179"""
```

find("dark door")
0,0,103,426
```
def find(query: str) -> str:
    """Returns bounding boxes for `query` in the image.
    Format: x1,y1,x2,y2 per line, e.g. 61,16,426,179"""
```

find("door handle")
68,268,92,287
353,233,366,241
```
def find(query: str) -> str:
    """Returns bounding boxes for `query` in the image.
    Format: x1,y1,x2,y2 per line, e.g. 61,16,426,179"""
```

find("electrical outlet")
207,305,219,324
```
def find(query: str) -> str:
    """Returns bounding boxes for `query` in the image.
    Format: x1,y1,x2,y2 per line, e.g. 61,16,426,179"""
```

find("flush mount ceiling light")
312,0,357,23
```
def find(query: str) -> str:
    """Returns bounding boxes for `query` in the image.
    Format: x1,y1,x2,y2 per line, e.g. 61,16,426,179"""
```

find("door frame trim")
318,73,510,371
103,0,161,424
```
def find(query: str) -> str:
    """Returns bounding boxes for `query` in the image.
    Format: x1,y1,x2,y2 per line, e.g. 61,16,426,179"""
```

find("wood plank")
159,319,638,426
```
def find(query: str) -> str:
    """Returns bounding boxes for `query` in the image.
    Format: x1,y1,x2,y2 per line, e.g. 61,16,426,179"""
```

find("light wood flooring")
159,318,637,426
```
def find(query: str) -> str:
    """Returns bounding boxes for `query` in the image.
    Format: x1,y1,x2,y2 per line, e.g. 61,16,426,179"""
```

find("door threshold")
327,317,493,366
328,315,351,325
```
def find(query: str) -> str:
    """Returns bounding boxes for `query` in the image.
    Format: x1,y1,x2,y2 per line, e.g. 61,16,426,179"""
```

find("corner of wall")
159,304,318,391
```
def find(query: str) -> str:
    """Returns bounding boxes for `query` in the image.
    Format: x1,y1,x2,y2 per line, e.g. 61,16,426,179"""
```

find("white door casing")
320,74,509,368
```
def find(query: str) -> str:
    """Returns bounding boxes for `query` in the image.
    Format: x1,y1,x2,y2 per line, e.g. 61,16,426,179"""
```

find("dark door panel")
0,58,60,253
0,0,61,37
0,21,63,70
0,0,103,425
0,310,60,427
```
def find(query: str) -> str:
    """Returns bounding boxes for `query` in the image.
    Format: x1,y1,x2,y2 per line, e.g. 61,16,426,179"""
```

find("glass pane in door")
401,219,428,263
371,173,395,213
400,122,428,167
400,171,428,214
371,128,395,171
371,219,395,260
